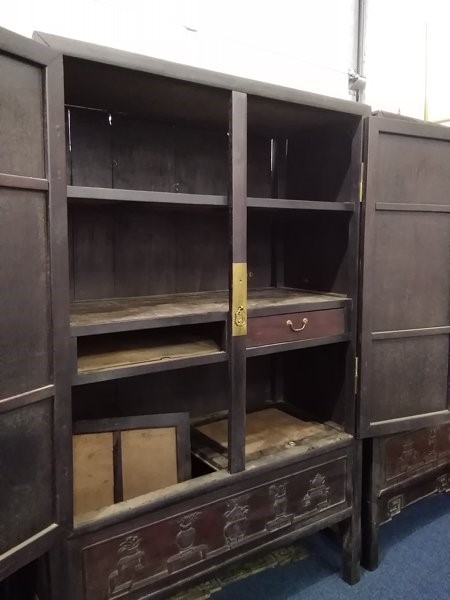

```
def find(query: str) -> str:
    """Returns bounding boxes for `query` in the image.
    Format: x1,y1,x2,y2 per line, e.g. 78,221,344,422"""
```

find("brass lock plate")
232,262,247,336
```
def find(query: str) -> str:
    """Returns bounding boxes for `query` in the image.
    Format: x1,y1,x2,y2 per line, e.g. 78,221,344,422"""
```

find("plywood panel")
197,408,335,459
73,433,114,516
121,428,178,499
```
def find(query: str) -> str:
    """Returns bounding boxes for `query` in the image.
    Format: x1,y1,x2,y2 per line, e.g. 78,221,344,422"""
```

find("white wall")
2,0,358,99
3,0,450,119
364,0,450,121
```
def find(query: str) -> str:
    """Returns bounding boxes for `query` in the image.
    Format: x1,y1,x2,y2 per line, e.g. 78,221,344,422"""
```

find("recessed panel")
0,189,50,400
121,428,178,499
73,432,114,516
376,132,450,205
0,398,54,553
0,53,45,177
372,212,449,331
370,336,449,424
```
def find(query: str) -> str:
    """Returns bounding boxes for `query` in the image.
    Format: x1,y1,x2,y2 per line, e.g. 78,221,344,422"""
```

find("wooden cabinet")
0,26,449,597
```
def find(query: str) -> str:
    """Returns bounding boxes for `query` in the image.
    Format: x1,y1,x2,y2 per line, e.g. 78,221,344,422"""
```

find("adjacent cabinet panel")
0,28,70,580
358,116,450,437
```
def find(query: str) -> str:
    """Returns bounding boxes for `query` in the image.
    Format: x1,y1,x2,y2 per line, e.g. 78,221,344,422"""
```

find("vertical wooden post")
228,91,247,474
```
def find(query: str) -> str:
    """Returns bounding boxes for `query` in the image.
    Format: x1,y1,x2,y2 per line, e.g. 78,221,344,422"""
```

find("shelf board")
193,407,353,469
74,330,226,385
246,333,351,358
70,288,351,336
67,185,228,207
247,197,355,212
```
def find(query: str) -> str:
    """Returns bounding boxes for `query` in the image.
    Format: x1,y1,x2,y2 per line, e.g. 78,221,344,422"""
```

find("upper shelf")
247,198,355,212
67,186,227,207
68,186,355,212
70,287,351,336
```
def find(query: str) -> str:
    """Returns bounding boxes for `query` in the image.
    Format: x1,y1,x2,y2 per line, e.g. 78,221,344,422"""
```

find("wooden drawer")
74,450,351,599
246,308,346,348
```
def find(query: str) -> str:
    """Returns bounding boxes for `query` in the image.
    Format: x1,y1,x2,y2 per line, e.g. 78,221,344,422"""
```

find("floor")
214,493,450,600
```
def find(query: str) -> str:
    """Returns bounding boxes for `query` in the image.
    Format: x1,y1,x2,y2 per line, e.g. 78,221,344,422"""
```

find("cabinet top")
33,30,371,118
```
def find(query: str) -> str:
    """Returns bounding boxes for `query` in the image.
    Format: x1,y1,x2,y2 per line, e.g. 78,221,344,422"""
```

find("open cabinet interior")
192,346,352,472
64,54,359,527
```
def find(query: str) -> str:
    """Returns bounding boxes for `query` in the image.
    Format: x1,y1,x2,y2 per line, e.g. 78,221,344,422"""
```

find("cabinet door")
358,116,450,437
0,28,70,580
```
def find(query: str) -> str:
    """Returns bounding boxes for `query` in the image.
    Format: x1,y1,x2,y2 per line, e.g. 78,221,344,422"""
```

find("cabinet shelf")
67,187,355,213
67,185,228,207
192,407,353,470
70,288,351,336
74,328,227,385
247,198,355,212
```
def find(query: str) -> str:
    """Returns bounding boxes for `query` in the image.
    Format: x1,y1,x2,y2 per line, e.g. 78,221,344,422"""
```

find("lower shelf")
193,407,351,470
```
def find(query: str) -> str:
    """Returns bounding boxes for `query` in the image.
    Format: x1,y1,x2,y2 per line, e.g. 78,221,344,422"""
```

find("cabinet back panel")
69,204,228,300
248,210,353,296
284,344,348,426
286,128,354,202
64,57,229,128
69,108,112,187
67,107,228,195
72,358,270,420
284,211,352,295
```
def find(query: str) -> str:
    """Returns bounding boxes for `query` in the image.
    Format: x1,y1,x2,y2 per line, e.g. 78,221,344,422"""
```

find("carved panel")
266,482,293,532
108,535,146,598
166,512,208,573
438,424,450,457
386,495,404,519
223,495,249,547
384,426,449,482
436,474,450,493
82,456,348,599
301,473,330,514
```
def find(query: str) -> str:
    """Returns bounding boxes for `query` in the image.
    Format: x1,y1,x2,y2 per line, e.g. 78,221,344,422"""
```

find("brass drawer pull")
286,317,308,332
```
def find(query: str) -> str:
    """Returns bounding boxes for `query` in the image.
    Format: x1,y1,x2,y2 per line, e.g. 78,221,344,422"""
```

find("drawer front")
380,468,450,524
246,308,346,348
78,454,349,599
383,423,450,485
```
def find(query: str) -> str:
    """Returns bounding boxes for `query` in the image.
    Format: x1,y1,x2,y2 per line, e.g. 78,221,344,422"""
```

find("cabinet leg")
341,514,361,585
361,502,379,571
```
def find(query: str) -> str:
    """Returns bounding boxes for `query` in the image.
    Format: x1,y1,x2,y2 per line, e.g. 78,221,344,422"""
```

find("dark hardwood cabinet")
0,26,449,598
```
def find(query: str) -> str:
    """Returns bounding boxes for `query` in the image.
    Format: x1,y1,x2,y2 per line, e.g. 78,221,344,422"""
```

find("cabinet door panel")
359,116,450,437
0,27,70,581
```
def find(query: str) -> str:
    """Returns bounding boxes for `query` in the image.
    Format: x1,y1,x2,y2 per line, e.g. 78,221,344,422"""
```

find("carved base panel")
383,423,450,486
74,450,351,600
380,468,450,524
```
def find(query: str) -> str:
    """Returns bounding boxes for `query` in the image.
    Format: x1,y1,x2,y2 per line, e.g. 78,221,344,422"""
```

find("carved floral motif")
108,535,146,597
167,511,207,573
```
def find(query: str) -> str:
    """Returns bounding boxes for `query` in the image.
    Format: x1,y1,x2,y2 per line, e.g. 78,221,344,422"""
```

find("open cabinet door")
358,115,450,438
0,28,70,580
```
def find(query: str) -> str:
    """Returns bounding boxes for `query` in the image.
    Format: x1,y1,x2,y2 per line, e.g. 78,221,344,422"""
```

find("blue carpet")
214,493,450,600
